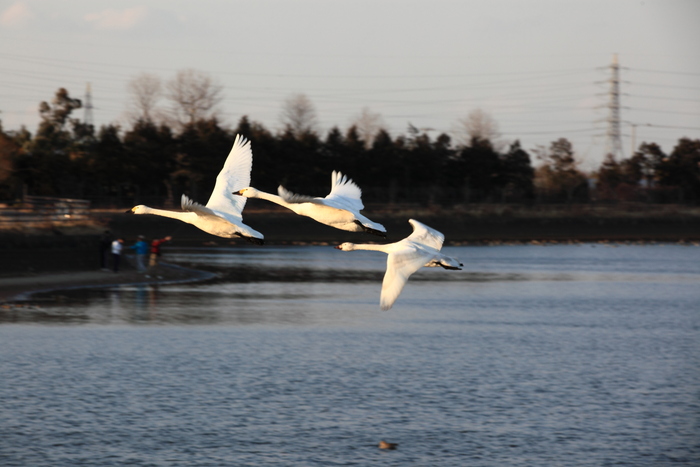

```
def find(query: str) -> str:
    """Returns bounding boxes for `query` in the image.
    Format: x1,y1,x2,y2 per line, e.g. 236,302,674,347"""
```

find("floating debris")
378,440,398,450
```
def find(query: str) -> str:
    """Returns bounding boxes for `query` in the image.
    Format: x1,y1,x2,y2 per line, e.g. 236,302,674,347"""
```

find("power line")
628,107,700,116
628,94,700,103
628,67,700,77
630,82,700,91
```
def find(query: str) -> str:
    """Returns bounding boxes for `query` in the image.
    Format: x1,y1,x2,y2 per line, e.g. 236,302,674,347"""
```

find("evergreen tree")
86,124,125,205
25,88,82,196
0,123,24,200
658,138,700,201
534,138,588,202
122,119,176,205
500,140,534,201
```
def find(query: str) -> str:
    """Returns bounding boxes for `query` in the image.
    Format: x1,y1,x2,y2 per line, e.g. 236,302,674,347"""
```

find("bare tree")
165,68,223,128
125,73,163,123
453,108,502,148
280,93,318,138
351,107,387,149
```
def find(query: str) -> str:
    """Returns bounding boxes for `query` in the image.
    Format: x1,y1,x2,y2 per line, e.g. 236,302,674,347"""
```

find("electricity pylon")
605,54,623,159
84,82,94,126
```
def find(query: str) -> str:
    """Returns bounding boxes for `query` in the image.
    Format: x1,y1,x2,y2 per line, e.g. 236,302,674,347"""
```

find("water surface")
1,245,699,466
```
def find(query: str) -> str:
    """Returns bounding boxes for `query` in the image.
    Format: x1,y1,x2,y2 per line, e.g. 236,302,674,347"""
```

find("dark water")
1,245,699,466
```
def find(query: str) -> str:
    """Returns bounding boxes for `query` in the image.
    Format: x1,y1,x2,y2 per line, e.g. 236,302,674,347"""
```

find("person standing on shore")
111,238,124,273
99,230,113,271
128,235,149,272
149,236,172,268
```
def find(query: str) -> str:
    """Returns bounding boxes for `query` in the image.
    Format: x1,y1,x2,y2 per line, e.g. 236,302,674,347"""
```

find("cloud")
84,6,148,31
0,2,35,28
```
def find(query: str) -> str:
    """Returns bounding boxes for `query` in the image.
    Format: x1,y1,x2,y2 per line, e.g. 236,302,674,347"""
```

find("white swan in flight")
235,171,386,237
335,219,462,310
128,134,264,244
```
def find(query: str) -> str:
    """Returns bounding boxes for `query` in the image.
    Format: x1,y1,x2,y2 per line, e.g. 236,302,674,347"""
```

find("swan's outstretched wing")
205,134,252,217
406,219,444,251
425,253,463,269
182,194,219,217
182,194,263,239
278,171,364,213
184,193,243,225
277,185,317,204
324,171,364,211
380,245,432,310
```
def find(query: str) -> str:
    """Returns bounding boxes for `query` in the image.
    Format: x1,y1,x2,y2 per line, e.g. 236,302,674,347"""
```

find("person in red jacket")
149,236,172,268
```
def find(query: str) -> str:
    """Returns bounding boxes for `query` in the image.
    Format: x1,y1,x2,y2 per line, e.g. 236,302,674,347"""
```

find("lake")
1,244,699,466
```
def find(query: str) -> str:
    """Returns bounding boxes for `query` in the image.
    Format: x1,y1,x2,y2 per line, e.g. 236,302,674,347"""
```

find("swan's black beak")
232,190,243,196
334,245,342,249
125,208,134,214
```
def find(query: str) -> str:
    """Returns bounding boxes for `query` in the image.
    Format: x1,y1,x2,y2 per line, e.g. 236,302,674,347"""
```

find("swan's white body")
236,171,386,236
335,219,462,310
129,134,264,244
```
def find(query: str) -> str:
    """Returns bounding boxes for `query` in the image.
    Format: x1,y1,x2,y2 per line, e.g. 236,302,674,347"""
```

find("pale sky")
1,0,699,169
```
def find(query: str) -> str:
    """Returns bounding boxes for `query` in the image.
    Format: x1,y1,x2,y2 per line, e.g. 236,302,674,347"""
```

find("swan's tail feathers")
278,185,317,204
354,220,387,238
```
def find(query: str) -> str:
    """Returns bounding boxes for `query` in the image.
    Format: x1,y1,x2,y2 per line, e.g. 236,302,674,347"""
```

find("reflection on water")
2,244,699,327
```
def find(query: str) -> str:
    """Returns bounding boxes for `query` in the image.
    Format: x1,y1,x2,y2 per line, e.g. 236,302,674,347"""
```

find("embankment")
2,203,699,276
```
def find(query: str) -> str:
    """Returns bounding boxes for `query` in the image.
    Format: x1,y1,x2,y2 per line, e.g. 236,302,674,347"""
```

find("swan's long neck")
142,206,189,221
253,190,295,210
352,243,390,253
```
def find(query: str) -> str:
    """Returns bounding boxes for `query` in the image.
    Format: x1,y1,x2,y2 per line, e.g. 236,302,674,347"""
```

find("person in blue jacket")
128,235,149,272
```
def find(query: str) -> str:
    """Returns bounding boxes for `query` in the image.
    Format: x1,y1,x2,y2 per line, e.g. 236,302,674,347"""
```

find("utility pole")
84,82,94,126
605,54,624,159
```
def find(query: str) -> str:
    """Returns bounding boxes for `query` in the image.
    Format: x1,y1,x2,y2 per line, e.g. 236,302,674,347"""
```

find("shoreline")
2,204,699,302
0,262,217,304
3,240,699,306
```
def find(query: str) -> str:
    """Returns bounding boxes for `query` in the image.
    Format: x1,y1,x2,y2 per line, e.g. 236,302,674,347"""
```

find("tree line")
0,87,698,208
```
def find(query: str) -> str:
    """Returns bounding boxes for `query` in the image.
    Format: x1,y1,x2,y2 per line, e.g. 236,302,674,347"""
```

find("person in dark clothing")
99,230,113,270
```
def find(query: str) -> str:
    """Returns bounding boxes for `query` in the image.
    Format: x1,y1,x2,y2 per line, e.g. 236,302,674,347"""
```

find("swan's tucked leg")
354,220,387,238
235,233,265,245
